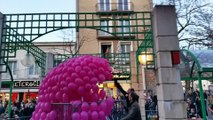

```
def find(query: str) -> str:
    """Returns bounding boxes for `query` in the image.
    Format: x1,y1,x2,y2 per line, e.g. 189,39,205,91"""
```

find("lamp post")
3,60,14,118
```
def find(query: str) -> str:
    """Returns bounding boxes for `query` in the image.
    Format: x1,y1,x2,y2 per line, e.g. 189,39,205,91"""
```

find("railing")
53,53,131,79
96,2,134,12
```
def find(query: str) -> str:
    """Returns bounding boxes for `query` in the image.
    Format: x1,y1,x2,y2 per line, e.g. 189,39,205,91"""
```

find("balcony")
97,28,136,39
96,2,134,14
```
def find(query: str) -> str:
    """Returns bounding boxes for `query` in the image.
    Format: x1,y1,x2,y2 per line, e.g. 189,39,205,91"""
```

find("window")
99,0,111,11
28,63,39,75
118,20,130,33
101,43,112,58
118,0,129,11
99,20,112,36
120,42,131,53
8,61,17,75
117,42,131,64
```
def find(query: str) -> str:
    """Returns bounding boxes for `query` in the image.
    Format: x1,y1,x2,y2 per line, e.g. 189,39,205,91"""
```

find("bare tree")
153,0,213,94
49,29,90,56
154,0,213,49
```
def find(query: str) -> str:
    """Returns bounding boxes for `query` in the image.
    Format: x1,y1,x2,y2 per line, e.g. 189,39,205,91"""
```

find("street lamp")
138,52,153,65
21,52,35,67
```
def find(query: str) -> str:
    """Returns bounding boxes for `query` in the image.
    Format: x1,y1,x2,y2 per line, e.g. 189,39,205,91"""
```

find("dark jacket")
114,79,130,112
121,101,142,120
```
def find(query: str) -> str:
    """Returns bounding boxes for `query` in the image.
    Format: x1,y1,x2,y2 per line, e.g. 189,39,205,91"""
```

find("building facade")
0,42,75,103
76,0,153,95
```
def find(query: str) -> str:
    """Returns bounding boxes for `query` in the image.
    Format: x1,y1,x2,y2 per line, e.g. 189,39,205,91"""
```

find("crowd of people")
185,88,213,119
0,99,36,119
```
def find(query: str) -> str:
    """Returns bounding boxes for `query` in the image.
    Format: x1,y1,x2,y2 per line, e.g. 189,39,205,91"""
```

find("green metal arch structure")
180,49,213,120
0,11,155,76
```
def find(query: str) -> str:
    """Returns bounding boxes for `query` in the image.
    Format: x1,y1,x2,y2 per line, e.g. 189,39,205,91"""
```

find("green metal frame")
180,49,213,120
53,53,131,80
0,11,154,77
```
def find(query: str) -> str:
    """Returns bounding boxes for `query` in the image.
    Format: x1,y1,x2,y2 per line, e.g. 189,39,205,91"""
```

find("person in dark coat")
121,92,142,120
114,79,135,112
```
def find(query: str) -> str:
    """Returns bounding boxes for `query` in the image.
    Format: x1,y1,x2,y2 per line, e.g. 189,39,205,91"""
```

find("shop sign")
13,81,40,88
113,74,130,80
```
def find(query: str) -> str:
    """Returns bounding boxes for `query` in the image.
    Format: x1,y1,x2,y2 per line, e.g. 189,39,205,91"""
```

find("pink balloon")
88,63,97,69
31,55,115,120
99,89,106,100
98,74,105,83
99,111,106,120
67,67,74,73
62,87,69,94
85,83,92,90
91,93,99,102
44,102,51,112
80,111,89,120
55,91,62,101
44,94,49,102
72,112,80,120
91,111,99,120
75,78,84,86
60,81,67,87
82,66,91,71
91,77,98,84
83,76,90,83
68,83,78,91
52,86,59,93
40,112,46,120
71,72,79,80
81,102,89,112
50,110,57,119
62,93,69,102
100,101,107,113
77,86,85,96
79,70,86,77
72,100,81,107
90,102,98,112
92,85,99,93
75,66,82,73
88,71,95,78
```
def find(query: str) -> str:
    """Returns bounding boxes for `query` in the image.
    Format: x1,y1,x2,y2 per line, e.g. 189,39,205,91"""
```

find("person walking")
121,92,142,120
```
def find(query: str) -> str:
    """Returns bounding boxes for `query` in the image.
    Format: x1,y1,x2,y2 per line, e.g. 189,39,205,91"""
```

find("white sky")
0,0,76,42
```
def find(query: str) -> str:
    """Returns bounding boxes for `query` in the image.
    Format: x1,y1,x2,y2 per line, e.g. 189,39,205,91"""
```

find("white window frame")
120,42,132,53
117,0,130,11
99,41,113,53
2,60,18,79
8,61,17,76
99,20,112,36
118,20,131,34
28,63,39,78
99,0,112,11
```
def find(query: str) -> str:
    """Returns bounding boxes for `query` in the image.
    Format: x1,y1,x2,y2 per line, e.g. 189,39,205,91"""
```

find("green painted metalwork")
0,11,154,77
0,25,46,76
3,12,153,41
53,53,131,80
180,49,213,120
3,60,14,118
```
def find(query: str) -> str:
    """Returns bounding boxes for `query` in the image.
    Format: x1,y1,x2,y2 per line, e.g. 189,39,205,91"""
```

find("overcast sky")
0,0,76,13
0,0,76,42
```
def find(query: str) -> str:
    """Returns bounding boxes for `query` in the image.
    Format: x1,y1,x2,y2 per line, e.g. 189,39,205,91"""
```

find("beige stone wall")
77,0,153,54
77,1,153,119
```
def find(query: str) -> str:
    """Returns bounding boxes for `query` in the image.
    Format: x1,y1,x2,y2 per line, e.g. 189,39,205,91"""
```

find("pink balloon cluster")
31,55,114,120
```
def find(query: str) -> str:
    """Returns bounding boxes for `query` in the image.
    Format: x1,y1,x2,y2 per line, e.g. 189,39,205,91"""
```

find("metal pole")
197,71,207,120
3,61,14,118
